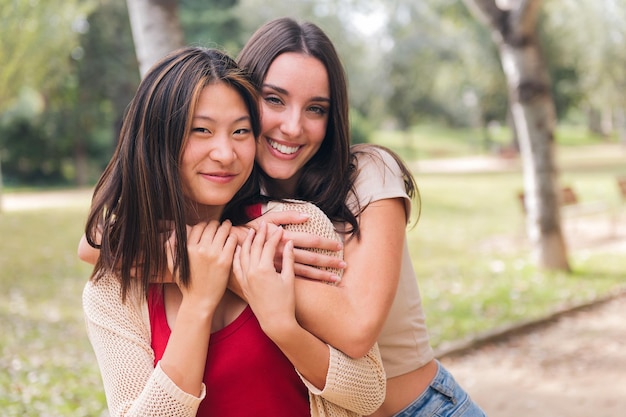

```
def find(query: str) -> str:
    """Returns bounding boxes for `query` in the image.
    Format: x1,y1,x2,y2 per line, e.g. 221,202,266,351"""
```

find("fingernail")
330,275,342,283
337,261,347,269
299,213,311,219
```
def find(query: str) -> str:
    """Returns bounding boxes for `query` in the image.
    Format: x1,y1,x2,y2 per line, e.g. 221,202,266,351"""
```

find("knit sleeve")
305,344,387,417
263,201,386,416
82,274,204,417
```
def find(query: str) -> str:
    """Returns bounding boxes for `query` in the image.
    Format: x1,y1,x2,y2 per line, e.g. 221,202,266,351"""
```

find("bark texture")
463,0,570,270
126,0,185,77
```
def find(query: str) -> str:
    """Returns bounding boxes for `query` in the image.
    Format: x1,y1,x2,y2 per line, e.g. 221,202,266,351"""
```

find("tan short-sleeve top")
346,146,434,378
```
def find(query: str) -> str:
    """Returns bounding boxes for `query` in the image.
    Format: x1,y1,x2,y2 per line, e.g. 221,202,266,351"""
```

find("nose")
279,107,303,138
209,134,236,165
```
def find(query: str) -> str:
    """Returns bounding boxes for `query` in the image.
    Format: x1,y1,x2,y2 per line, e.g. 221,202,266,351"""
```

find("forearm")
160,302,214,397
83,279,203,417
293,200,406,358
260,315,329,389
294,279,386,357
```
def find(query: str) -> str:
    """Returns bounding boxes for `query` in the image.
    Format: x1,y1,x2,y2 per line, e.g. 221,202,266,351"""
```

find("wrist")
261,316,301,344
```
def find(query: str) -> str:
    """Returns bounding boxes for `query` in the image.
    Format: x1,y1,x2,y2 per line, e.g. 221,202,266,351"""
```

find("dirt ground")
439,292,626,417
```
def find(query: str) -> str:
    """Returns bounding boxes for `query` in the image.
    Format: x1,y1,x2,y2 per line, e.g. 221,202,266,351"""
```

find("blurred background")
1,0,625,415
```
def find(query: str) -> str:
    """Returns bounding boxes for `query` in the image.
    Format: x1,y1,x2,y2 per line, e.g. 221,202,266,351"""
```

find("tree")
462,0,569,271
0,0,93,210
126,0,185,77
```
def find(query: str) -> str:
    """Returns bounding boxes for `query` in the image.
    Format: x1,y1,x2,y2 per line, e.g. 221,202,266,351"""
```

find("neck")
185,203,224,225
265,176,299,199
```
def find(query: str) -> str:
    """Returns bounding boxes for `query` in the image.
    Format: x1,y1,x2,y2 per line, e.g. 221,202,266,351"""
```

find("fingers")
281,240,295,282
247,210,310,230
292,247,346,270
293,263,341,284
282,230,343,252
260,224,284,271
238,227,256,275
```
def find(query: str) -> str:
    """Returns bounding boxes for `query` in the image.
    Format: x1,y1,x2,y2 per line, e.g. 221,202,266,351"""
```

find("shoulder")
83,273,146,327
352,144,399,168
350,144,409,194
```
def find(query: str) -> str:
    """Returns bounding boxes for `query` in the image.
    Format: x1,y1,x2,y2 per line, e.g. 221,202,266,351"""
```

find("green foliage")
349,108,373,144
0,0,95,111
3,0,626,187
0,116,68,185
181,0,244,53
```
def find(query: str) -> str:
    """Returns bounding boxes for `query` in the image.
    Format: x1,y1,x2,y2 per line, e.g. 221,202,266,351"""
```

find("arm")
284,148,411,358
233,224,330,389
83,221,234,416
233,224,386,414
79,211,344,282
78,233,100,265
294,198,406,358
83,274,204,417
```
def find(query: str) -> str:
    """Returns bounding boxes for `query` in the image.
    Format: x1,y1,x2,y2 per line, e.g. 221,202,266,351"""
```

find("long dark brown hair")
84,47,261,299
238,18,419,237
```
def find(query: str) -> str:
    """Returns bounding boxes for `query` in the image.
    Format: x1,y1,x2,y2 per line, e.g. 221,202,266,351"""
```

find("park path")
439,291,626,417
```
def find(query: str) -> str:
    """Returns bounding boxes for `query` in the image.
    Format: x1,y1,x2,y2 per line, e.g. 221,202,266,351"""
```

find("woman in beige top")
233,18,487,417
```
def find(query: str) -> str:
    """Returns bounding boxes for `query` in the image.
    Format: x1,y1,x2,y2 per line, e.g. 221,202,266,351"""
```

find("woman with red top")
81,46,385,417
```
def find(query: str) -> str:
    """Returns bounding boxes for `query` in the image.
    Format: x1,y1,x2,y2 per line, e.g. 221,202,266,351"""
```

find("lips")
267,138,301,155
200,172,237,184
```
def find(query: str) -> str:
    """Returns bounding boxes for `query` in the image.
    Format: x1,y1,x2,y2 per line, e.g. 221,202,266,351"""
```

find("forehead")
265,52,329,97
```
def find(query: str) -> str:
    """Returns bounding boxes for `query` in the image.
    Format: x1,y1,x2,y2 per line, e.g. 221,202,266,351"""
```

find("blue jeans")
393,361,486,417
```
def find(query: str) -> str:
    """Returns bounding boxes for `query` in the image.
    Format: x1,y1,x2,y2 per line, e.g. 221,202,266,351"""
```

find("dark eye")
234,128,252,135
263,95,283,106
192,127,211,134
309,105,328,115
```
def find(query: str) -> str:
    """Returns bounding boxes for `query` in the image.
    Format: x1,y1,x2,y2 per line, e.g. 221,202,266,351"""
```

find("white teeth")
268,139,299,155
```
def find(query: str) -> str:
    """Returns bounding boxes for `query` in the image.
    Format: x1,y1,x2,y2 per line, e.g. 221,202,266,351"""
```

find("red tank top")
147,285,310,417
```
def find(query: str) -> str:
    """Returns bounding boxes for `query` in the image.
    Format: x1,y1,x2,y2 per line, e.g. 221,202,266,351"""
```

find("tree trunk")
0,157,3,213
463,0,570,271
126,0,184,78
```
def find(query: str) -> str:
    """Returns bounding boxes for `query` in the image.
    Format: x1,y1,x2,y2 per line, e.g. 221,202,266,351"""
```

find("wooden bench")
517,186,612,234
617,177,626,203
518,186,606,214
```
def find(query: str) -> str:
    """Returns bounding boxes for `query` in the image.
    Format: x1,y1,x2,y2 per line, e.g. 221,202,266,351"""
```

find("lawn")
1,132,625,415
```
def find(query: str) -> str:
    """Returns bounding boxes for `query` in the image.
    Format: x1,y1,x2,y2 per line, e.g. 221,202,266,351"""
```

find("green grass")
1,127,625,415
0,208,106,417
408,172,625,348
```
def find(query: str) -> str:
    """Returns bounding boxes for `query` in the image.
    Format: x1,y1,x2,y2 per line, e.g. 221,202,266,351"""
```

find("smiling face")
180,82,256,221
256,52,330,195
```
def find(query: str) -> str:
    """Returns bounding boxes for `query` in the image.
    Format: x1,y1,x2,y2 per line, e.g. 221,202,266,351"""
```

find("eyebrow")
262,83,331,103
193,115,251,123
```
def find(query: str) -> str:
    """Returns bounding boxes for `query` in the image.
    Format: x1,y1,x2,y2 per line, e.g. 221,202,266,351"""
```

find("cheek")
260,105,279,134
240,141,257,171
309,120,327,146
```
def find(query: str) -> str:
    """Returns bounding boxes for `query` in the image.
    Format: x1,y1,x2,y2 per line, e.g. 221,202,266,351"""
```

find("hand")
233,222,297,339
166,220,236,309
233,210,344,283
